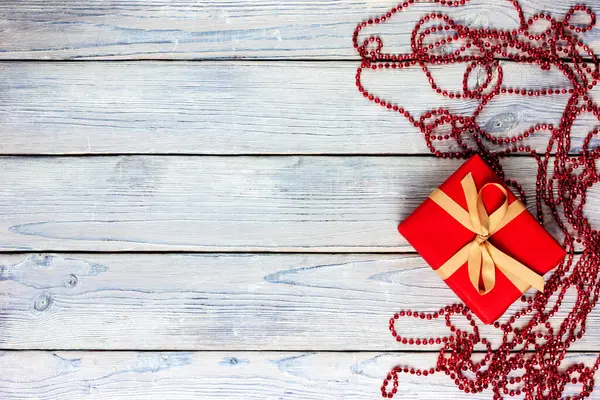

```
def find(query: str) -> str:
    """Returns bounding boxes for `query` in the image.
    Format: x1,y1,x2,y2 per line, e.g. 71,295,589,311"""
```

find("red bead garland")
353,1,600,399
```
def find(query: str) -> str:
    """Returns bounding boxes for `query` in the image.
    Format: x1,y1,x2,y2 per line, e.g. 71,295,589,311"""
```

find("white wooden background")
1,1,600,399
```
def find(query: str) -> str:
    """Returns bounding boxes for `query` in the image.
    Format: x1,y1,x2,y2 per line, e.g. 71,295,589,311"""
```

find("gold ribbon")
429,173,545,295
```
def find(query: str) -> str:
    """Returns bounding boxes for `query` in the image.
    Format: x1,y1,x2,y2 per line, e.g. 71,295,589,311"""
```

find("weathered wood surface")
1,0,598,60
2,1,598,399
2,156,595,252
0,351,598,400
1,253,598,350
0,351,598,399
1,61,599,155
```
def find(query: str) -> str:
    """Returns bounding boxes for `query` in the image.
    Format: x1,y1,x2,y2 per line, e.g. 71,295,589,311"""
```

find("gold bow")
429,173,545,295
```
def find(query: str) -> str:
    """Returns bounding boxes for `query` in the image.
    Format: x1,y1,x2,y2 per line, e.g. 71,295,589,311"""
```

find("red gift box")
398,155,566,324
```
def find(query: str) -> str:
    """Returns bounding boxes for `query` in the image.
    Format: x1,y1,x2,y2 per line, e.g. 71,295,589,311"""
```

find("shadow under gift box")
398,155,566,324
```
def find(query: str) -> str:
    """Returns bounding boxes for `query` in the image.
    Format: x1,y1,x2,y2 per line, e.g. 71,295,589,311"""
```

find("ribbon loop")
429,173,545,295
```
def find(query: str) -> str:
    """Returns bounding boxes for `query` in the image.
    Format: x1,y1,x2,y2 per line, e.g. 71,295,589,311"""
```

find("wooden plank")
0,351,598,399
2,253,599,350
1,61,599,155
2,156,594,252
1,0,598,59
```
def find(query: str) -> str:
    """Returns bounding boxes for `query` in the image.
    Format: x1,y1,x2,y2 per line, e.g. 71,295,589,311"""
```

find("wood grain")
0,0,598,60
1,61,599,155
2,156,596,252
0,351,598,399
1,253,598,350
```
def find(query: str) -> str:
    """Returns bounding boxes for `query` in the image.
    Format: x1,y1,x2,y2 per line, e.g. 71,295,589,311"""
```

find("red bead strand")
354,1,600,398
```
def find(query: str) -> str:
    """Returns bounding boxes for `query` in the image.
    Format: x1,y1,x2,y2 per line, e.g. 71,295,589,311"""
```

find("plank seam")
0,349,596,353
0,57,596,63
0,153,577,157
0,250,584,255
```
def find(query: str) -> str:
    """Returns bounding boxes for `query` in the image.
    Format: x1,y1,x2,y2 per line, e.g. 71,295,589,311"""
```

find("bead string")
353,1,600,398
